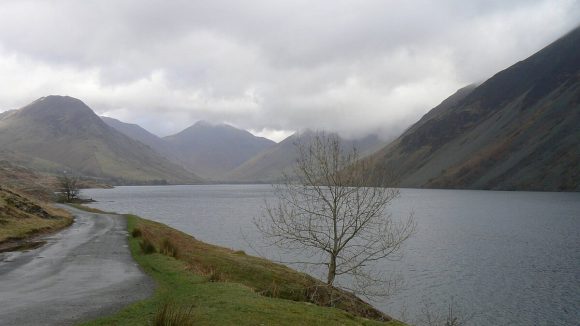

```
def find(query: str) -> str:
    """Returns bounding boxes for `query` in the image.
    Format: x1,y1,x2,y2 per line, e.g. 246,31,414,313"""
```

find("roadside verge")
83,213,403,326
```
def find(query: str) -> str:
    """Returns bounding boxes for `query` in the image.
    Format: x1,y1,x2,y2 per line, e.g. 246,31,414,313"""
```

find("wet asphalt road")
0,206,155,325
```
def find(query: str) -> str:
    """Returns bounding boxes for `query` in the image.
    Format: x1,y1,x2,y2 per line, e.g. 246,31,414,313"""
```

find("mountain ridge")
367,26,580,191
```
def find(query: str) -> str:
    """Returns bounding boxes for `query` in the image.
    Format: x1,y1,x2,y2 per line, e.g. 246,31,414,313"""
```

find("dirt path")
0,205,154,325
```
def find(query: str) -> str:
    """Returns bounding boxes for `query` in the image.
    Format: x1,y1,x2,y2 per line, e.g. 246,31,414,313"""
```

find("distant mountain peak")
193,120,213,127
18,95,94,118
191,120,237,130
163,121,276,180
0,96,202,184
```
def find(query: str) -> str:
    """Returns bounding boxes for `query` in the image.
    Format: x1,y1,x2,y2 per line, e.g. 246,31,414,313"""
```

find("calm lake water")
83,185,580,325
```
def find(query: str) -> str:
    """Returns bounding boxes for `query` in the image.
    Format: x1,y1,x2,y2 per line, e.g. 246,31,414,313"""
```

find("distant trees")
58,173,80,202
255,132,415,300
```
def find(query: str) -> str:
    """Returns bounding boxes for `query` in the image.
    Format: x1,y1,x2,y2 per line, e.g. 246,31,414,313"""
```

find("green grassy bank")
83,214,403,325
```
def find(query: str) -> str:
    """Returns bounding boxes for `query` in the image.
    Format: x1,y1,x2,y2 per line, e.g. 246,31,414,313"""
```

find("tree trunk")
327,254,336,285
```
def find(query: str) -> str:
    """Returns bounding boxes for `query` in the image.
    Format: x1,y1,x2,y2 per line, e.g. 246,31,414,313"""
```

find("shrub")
153,302,195,326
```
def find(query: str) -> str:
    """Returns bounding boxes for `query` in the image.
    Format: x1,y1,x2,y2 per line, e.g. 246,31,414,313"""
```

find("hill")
367,26,580,191
0,158,54,195
226,131,385,183
164,121,276,180
0,186,72,250
0,96,202,185
101,116,181,163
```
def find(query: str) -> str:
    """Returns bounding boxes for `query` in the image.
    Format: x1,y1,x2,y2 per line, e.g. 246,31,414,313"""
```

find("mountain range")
0,96,201,184
225,131,384,183
366,26,580,191
0,26,578,190
103,116,384,183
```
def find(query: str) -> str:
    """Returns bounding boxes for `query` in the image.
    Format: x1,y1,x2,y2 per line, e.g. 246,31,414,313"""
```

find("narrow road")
0,206,155,325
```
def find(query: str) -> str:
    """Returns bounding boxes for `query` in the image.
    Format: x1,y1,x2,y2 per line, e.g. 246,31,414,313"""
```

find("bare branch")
255,131,415,298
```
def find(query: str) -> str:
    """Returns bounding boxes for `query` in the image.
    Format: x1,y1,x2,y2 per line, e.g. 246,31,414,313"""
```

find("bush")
153,302,195,326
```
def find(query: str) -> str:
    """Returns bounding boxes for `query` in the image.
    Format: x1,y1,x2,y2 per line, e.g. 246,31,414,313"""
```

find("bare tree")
58,173,80,202
255,132,415,299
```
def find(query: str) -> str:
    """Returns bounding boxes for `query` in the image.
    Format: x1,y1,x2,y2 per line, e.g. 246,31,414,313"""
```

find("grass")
0,187,73,245
153,302,196,326
83,214,404,326
159,238,179,258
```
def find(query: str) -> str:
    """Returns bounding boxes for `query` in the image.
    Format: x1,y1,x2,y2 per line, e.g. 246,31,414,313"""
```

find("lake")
82,185,580,325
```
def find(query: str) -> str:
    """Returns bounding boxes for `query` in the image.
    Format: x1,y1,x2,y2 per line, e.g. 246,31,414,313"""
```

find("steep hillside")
0,159,59,200
101,116,180,162
0,96,202,184
0,186,72,246
368,26,580,191
164,121,276,180
226,131,385,183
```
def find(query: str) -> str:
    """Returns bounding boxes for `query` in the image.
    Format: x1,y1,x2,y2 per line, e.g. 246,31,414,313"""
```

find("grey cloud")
0,0,578,141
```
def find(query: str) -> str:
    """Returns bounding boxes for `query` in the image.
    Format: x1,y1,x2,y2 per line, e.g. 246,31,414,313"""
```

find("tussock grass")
160,238,179,258
131,227,142,238
187,264,227,283
139,237,156,254
153,302,195,326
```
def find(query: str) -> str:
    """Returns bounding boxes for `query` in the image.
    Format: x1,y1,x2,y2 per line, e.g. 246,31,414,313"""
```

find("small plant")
131,228,142,238
139,237,156,254
160,238,178,258
153,302,195,326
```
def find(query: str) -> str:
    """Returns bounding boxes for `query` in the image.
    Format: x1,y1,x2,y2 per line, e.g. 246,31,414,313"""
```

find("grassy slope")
84,215,402,326
0,187,72,244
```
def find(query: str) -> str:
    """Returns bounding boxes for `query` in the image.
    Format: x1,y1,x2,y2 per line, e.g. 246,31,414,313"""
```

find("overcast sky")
0,1,578,141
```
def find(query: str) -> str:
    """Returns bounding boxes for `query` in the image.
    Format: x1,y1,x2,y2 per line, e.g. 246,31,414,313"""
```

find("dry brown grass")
153,302,196,326
0,186,73,245
160,238,179,258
